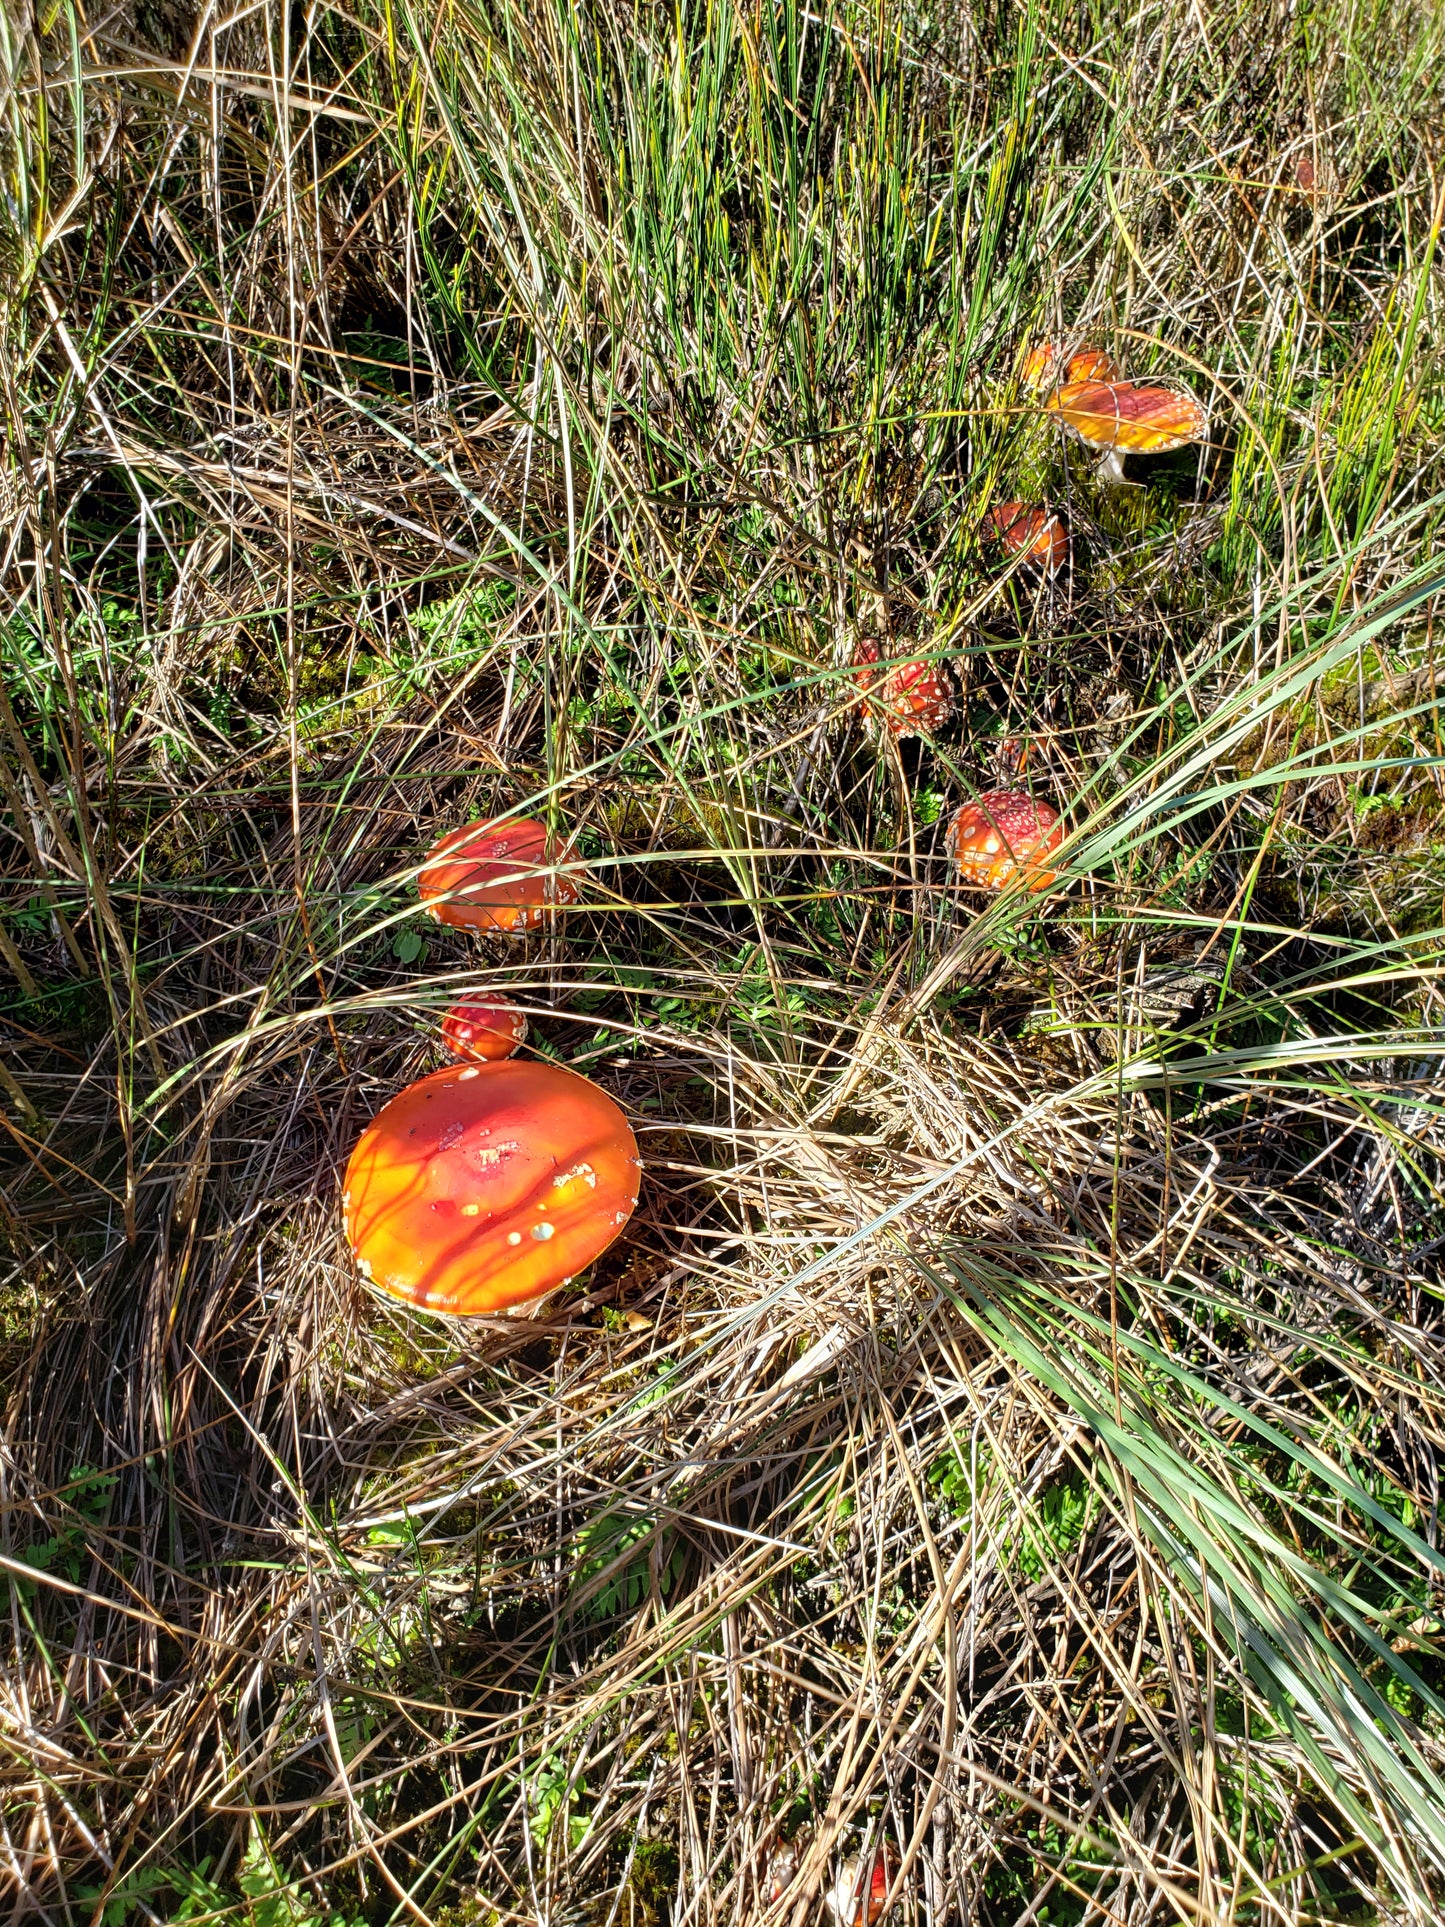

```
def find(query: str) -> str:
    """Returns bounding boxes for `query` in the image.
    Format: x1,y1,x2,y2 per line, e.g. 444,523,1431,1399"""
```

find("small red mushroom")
851,635,953,738
983,502,1069,576
342,1060,639,1316
418,816,583,934
945,789,1064,892
440,996,528,1063
826,1844,897,1925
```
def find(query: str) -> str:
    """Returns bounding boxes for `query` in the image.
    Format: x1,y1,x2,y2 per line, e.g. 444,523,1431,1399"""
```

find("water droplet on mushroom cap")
342,1061,640,1316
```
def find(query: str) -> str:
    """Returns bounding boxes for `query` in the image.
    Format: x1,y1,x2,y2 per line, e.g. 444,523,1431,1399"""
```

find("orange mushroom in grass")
1020,342,1122,391
983,501,1069,576
440,996,528,1063
1047,377,1208,485
945,788,1064,892
418,816,583,934
850,634,953,738
342,1060,640,1317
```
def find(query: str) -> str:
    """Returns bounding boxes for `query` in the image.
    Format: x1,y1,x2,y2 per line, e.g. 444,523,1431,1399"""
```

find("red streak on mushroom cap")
418,816,583,933
342,1060,639,1316
851,635,953,738
440,997,528,1063
983,502,1069,575
1048,379,1208,455
945,789,1064,891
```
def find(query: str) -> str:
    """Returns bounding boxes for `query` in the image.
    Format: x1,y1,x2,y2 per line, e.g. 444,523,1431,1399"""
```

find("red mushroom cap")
826,1845,898,1925
440,996,528,1063
983,502,1069,575
1047,379,1207,456
945,788,1064,892
342,1060,640,1316
850,635,953,738
418,816,583,934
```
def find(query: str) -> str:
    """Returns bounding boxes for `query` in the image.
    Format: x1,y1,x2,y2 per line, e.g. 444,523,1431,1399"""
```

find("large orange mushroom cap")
418,816,583,934
945,789,1064,892
342,1061,640,1316
850,636,953,738
1048,378,1207,482
440,996,527,1063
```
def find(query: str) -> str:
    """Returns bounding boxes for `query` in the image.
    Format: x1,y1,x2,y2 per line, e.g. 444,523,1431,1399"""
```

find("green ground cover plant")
3,0,1445,1919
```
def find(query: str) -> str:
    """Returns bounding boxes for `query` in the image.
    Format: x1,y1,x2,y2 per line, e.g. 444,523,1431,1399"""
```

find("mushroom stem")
1094,446,1136,487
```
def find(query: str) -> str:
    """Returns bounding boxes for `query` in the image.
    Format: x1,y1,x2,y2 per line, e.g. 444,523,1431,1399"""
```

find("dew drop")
507,1231,523,1246
458,1066,480,1081
531,1222,555,1241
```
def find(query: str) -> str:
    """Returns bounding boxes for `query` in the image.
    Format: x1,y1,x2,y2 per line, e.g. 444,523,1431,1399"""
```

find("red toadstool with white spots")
850,635,953,738
440,996,528,1063
418,816,583,934
342,1060,640,1317
945,789,1064,892
826,1844,898,1925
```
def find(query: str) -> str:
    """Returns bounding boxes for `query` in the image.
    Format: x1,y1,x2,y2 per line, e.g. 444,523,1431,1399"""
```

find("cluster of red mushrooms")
848,334,1209,898
343,336,1203,1329
341,818,643,1320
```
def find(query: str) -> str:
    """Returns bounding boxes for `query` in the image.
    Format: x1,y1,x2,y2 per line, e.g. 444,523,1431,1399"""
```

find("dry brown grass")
4,0,1445,1922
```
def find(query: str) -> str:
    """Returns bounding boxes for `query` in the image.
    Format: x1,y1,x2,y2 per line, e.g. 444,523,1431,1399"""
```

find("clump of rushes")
945,789,1065,891
983,501,1070,574
418,816,584,933
439,996,528,1062
849,632,954,737
342,1060,640,1317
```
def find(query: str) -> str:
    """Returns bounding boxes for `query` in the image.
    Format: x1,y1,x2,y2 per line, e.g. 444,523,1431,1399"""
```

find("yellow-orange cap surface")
1048,379,1207,454
945,789,1064,891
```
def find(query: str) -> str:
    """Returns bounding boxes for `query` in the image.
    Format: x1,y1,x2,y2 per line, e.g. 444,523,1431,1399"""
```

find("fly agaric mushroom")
342,1060,640,1317
1020,342,1121,391
983,501,1069,576
826,1845,897,1925
1064,347,1123,383
418,816,583,934
440,996,528,1063
850,634,953,738
1047,377,1208,485
945,788,1064,892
